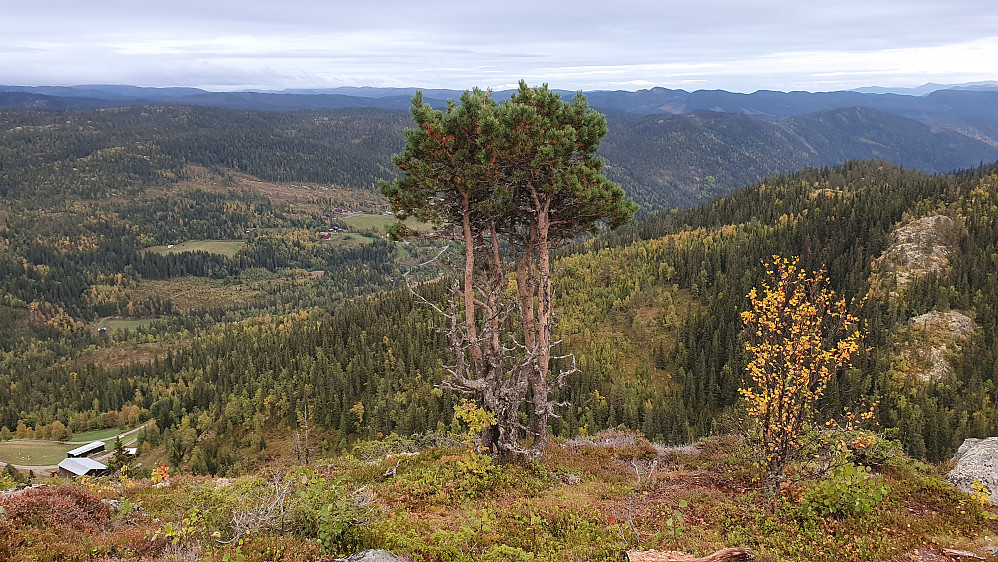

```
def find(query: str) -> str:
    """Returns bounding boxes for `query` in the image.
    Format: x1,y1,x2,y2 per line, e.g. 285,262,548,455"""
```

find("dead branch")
224,472,298,543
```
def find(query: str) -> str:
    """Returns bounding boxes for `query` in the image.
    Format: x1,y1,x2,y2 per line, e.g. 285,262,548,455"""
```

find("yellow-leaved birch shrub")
740,256,861,497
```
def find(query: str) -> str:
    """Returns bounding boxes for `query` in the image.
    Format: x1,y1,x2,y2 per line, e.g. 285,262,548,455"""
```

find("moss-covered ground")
2,431,996,561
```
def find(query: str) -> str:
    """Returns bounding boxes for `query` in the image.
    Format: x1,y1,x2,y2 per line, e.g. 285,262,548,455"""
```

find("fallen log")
627,547,755,562
941,548,984,560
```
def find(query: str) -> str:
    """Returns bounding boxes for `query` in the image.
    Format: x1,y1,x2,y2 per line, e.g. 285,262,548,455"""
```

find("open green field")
340,213,433,234
0,440,76,466
0,425,139,466
320,231,377,248
340,213,395,232
146,239,246,257
69,427,128,443
92,317,160,332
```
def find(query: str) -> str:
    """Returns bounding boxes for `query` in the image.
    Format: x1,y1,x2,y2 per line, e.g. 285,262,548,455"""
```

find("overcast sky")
3,0,997,92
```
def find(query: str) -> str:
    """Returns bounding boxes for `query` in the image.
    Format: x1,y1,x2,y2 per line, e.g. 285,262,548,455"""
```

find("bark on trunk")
525,194,553,461
461,191,482,373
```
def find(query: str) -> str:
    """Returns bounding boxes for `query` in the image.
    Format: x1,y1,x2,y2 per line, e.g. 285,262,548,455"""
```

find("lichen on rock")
897,310,977,382
948,437,998,506
881,215,957,284
871,214,962,295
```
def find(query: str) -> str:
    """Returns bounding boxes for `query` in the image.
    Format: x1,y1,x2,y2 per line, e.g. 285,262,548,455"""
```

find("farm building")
57,457,107,478
66,441,105,458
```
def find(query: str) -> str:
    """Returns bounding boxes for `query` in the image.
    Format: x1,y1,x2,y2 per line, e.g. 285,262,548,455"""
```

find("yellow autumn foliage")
739,256,861,494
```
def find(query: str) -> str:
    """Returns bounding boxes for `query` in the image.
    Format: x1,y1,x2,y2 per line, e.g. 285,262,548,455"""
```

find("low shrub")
848,433,903,468
481,545,534,561
799,463,889,519
0,484,111,531
290,469,378,556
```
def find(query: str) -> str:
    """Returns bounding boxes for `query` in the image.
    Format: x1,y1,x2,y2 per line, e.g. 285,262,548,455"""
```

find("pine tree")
381,82,636,459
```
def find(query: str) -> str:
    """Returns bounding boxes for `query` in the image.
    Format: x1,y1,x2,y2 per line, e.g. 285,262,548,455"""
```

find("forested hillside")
3,91,998,475
0,106,408,201
601,107,998,208
4,159,998,475
568,160,998,461
3,103,995,212
0,105,414,395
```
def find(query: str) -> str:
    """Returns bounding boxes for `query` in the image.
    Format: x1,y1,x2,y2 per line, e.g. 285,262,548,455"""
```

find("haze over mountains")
4,82,998,118
3,82,998,209
3,82,998,116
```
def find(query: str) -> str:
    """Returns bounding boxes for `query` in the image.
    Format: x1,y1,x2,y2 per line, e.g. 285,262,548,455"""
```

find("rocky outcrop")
898,310,976,382
874,215,960,290
953,438,982,462
870,215,976,382
908,310,976,337
947,437,998,505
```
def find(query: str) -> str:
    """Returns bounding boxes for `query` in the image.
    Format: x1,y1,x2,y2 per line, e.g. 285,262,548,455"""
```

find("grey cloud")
2,0,997,91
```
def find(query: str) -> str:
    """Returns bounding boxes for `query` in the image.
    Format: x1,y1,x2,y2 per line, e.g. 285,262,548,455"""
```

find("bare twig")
224,472,298,543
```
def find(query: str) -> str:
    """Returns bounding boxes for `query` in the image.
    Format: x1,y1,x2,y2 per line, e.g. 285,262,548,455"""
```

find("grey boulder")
948,437,998,505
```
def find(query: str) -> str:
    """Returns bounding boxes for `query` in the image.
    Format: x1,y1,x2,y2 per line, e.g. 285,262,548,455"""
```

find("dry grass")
131,276,262,313
69,427,130,443
70,340,182,369
628,548,755,561
320,231,378,248
340,213,434,234
146,240,246,258
174,165,385,208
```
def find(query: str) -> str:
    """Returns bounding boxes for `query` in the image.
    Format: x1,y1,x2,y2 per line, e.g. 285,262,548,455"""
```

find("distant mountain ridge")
851,81,998,95
4,82,998,122
0,88,430,112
